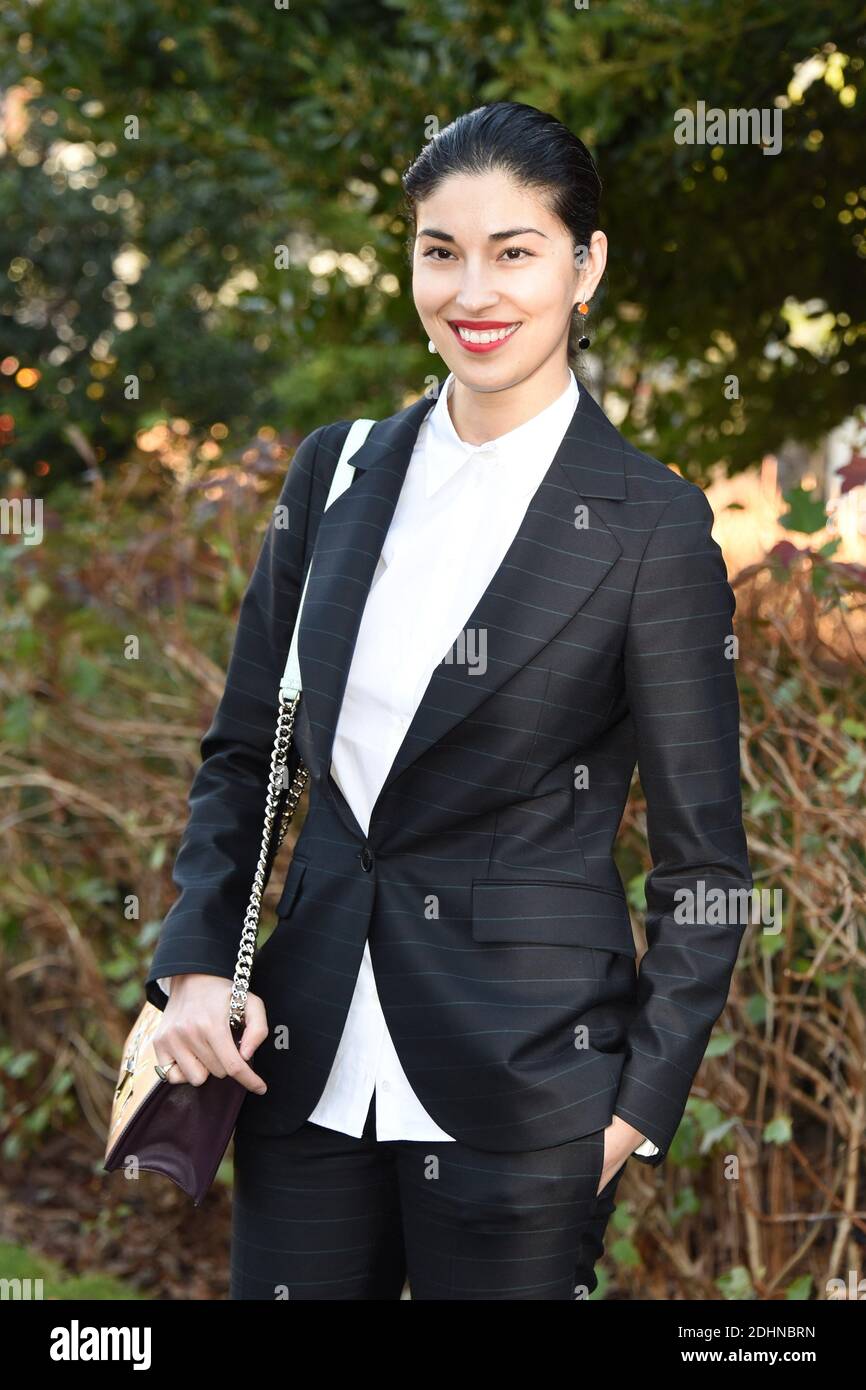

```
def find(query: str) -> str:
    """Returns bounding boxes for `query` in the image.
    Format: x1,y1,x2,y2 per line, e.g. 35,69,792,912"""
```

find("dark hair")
401,101,603,367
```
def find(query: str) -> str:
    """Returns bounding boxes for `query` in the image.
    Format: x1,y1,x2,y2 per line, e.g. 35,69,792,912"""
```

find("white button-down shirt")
160,368,658,1157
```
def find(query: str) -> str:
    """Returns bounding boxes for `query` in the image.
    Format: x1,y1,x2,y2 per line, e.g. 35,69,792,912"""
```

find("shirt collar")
420,369,580,500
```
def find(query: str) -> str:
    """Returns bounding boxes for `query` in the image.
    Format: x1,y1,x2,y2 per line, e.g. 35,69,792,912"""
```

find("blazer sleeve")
612,483,753,1166
143,423,331,1011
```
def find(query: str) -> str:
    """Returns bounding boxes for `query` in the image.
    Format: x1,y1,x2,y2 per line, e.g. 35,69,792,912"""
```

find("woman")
146,102,752,1300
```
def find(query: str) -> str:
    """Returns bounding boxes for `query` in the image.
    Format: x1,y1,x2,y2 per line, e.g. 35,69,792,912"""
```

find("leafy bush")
1,445,864,1300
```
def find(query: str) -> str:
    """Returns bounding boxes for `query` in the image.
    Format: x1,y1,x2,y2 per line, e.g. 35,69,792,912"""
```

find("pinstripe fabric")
145,379,753,1166
229,1097,624,1300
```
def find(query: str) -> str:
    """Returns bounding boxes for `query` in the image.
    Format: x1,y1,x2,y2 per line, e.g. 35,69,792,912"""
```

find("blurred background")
0,0,864,1301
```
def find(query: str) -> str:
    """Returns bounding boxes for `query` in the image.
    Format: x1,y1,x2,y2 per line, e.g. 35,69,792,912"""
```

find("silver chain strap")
228,689,309,1026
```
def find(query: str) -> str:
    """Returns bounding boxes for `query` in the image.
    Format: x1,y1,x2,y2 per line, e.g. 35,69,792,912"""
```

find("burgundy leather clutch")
103,1004,248,1205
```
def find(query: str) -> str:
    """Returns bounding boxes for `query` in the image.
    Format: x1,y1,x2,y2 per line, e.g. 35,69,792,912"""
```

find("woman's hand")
596,1115,647,1195
153,974,269,1094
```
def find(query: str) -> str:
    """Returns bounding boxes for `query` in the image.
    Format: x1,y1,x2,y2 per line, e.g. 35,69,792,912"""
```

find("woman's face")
412,168,606,392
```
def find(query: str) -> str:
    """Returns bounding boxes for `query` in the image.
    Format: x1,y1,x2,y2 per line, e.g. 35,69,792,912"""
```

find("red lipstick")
447,320,522,354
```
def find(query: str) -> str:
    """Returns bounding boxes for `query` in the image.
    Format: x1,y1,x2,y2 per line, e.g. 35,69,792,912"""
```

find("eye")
420,244,535,262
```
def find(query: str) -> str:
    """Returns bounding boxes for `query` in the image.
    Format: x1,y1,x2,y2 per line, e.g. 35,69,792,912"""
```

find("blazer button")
359,845,373,872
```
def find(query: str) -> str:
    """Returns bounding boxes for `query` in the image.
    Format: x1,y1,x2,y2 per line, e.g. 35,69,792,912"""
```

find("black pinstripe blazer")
145,380,753,1164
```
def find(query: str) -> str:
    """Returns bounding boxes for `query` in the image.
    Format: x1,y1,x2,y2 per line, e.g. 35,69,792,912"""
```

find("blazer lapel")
297,380,628,821
297,392,434,787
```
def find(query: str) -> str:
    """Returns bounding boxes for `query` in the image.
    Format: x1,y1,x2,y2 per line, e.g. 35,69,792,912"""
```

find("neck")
446,354,573,445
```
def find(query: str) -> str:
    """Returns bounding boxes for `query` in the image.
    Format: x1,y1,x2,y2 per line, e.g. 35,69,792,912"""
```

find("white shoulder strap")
279,418,376,699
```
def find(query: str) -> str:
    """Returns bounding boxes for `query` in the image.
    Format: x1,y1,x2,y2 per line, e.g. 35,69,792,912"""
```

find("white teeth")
454,323,520,344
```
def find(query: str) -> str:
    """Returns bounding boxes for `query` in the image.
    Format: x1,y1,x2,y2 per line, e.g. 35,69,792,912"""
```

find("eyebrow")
418,226,549,242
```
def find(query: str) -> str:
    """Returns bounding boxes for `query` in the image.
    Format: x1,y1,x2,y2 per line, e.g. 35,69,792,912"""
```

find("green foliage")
785,1274,814,1300
716,1264,757,1300
0,1242,151,1299
1,0,863,486
669,1185,701,1226
780,484,830,534
763,1115,794,1144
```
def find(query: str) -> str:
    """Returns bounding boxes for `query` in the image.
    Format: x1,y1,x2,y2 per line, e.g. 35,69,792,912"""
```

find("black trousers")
229,1095,627,1300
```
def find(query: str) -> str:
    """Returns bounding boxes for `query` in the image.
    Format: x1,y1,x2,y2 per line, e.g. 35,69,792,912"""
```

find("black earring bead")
577,334,590,350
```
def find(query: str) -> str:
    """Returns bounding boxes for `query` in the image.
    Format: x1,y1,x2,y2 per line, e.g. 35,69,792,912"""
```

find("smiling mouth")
447,321,522,352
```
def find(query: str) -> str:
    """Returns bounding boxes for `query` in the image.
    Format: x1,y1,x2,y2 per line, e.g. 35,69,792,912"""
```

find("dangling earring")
576,301,591,350
428,338,437,354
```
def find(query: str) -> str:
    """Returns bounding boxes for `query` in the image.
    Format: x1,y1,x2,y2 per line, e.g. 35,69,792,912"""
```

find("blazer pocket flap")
471,880,636,956
275,856,308,919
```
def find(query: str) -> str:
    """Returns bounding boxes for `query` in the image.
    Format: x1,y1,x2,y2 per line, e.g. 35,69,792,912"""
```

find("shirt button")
359,845,373,871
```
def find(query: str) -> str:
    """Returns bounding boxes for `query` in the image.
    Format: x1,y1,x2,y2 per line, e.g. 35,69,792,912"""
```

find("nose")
452,261,499,317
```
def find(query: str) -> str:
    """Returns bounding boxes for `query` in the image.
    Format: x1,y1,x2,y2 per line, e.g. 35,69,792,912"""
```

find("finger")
153,1037,189,1085
165,1038,210,1087
184,1029,229,1079
211,1025,268,1094
237,996,269,1061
